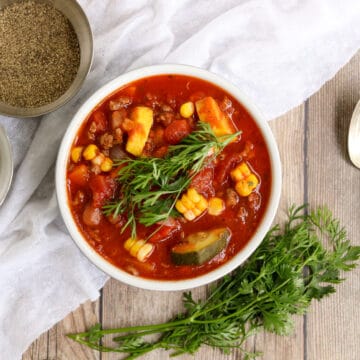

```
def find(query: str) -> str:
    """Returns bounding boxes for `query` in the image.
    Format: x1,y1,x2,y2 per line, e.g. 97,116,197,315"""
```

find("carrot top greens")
68,205,360,359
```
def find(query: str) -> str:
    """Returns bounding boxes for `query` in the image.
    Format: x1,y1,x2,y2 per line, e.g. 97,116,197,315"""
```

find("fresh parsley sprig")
103,122,241,237
68,205,360,359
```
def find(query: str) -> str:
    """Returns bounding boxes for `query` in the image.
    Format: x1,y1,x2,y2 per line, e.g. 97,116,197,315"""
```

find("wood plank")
22,300,100,360
101,278,256,359
21,332,48,360
101,274,255,359
306,51,360,360
254,105,306,360
55,300,100,360
101,278,189,360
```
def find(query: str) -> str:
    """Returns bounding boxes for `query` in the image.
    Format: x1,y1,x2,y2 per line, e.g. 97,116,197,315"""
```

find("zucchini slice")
171,228,231,265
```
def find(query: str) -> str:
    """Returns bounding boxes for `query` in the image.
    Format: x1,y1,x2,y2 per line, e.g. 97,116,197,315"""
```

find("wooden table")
23,51,360,360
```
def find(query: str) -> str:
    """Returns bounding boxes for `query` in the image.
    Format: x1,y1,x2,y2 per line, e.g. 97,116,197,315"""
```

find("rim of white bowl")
56,64,282,291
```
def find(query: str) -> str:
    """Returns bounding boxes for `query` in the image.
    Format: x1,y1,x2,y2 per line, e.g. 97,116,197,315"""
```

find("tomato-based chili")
66,75,271,280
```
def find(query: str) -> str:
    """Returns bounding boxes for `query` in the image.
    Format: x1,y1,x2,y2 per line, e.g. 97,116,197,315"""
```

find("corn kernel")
71,146,83,163
130,239,146,257
235,180,251,197
196,196,208,212
83,144,99,160
193,207,203,217
184,210,196,221
246,174,259,189
177,188,208,220
124,237,136,251
208,197,225,216
175,200,187,214
137,243,154,262
181,194,195,210
101,157,113,172
230,162,251,182
230,167,243,182
180,101,195,118
187,188,201,203
91,153,106,166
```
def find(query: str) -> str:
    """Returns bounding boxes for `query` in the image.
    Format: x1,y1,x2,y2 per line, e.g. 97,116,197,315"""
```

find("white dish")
56,64,282,291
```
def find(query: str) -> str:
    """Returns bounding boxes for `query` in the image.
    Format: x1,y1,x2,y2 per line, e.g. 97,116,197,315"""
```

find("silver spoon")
348,100,360,168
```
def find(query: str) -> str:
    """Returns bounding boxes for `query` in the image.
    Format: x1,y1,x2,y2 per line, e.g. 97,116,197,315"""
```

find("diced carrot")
68,164,89,187
195,97,236,136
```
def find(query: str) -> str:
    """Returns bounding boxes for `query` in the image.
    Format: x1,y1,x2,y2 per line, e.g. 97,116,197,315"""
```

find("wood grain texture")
306,52,360,360
256,104,306,360
22,51,360,360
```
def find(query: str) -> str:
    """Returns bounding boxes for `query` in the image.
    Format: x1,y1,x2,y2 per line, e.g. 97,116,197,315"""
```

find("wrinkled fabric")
0,0,359,358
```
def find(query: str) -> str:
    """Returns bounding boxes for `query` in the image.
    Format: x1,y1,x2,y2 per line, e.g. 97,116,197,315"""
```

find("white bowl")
56,64,282,291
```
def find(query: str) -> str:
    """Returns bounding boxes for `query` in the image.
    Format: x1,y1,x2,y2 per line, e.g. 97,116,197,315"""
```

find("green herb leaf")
103,122,241,237
68,205,360,359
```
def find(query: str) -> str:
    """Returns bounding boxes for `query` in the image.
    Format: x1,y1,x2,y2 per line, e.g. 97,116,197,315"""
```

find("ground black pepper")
0,1,80,108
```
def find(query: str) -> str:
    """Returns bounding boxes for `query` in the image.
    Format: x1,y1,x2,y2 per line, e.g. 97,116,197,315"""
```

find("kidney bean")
164,119,191,144
82,204,102,227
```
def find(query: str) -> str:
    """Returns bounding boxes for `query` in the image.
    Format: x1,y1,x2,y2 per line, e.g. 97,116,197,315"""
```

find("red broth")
66,75,271,280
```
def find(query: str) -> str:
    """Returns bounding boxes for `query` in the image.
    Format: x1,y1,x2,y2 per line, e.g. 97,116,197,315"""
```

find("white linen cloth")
0,0,360,358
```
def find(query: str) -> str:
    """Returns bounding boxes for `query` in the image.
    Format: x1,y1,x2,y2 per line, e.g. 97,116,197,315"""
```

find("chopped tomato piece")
92,111,107,132
68,164,89,187
164,119,191,145
89,174,116,207
214,142,254,186
149,219,181,243
190,167,215,197
153,145,169,158
107,213,125,227
189,91,205,103
240,141,255,159
153,126,165,146
110,165,124,179
215,152,243,186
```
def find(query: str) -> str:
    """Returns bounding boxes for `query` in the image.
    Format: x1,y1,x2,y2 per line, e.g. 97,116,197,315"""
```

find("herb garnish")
103,122,241,237
68,205,360,359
